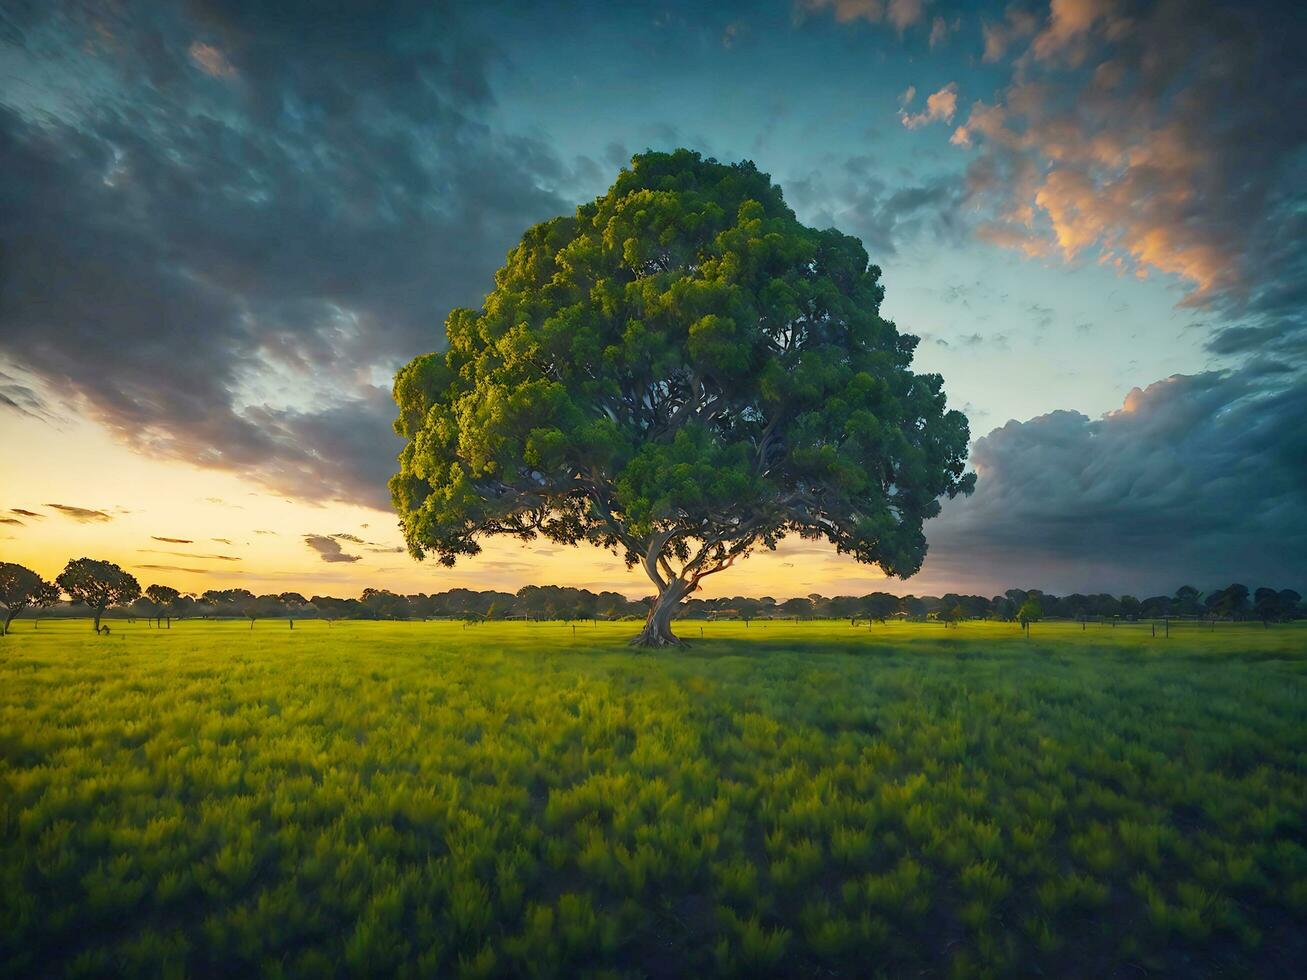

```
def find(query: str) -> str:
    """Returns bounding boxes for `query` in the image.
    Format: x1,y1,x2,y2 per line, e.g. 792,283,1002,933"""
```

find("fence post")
1152,623,1156,638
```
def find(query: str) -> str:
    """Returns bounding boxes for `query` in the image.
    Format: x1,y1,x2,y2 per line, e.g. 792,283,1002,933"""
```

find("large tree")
1,562,55,636
56,558,141,633
391,150,974,645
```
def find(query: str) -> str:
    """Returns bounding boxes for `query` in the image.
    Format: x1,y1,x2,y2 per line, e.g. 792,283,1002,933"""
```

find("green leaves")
391,149,973,588
55,558,141,611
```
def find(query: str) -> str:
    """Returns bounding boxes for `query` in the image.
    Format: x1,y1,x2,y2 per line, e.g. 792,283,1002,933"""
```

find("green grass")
2,618,1305,977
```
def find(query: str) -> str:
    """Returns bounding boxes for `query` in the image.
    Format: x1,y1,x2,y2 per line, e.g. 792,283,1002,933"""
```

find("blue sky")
1,0,1303,597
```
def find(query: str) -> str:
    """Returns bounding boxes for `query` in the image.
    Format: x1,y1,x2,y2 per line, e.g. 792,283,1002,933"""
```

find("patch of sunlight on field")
2,618,1305,977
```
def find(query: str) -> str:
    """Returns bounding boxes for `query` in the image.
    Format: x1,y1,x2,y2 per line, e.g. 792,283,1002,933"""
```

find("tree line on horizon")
1,558,1303,634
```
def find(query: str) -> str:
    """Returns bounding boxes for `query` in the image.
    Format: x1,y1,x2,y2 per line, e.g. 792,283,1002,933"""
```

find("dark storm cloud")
0,1,571,508
947,0,1307,359
46,504,113,522
927,364,1307,593
304,534,361,563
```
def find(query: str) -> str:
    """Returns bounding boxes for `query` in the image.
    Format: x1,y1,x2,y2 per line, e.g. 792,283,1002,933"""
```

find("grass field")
2,619,1305,978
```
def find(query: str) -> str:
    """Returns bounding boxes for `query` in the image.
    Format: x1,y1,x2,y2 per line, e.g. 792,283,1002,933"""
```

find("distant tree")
730,596,763,626
900,595,927,620
1206,584,1250,620
1140,595,1172,619
1017,596,1043,630
1119,595,1141,621
203,588,256,620
29,581,60,628
279,592,309,627
145,584,181,627
1,562,56,636
1254,587,1301,623
1173,585,1202,617
990,595,1016,621
245,594,286,628
942,603,965,627
311,595,347,626
779,597,814,620
1279,589,1303,620
362,588,411,621
826,595,861,620
389,150,974,646
56,558,141,633
129,595,158,624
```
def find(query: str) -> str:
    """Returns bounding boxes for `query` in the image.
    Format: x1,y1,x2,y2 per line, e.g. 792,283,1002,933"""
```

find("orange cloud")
1032,0,1110,61
942,1,1268,311
188,41,236,78
900,83,958,129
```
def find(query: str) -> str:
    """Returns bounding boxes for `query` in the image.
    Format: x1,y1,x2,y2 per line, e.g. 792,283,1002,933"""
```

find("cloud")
332,532,404,554
887,0,925,31
947,0,1307,357
304,534,361,563
900,82,958,129
0,368,61,424
801,0,886,24
0,2,573,510
254,530,277,535
801,0,926,29
1031,0,1109,62
138,564,212,575
0,517,22,526
11,508,42,518
211,537,232,544
187,41,236,78
786,157,966,258
980,6,1039,62
139,549,241,561
928,16,955,48
927,364,1307,593
151,536,194,544
46,503,112,522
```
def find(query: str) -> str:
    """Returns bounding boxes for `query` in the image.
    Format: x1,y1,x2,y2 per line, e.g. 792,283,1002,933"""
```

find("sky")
1,0,1304,600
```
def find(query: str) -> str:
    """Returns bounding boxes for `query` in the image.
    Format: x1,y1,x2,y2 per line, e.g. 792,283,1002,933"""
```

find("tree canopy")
1,562,56,636
56,558,141,633
391,150,974,644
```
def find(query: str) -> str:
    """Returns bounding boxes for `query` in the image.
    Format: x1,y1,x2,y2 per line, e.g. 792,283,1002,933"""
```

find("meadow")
2,619,1305,978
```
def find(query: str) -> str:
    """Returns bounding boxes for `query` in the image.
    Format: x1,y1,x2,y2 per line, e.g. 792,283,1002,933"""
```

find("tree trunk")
93,606,104,633
631,580,691,648
2,610,15,636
